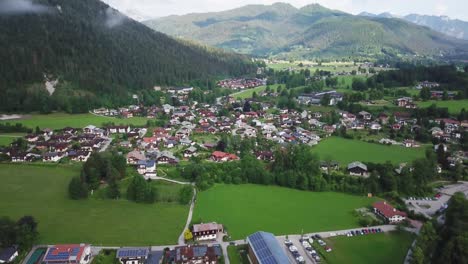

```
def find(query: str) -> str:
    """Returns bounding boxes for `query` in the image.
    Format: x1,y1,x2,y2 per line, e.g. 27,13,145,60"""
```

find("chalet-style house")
116,248,149,264
170,245,221,264
373,201,407,224
210,151,239,162
192,223,224,241
183,147,198,158
126,150,146,165
137,160,156,178
43,244,91,264
347,161,368,177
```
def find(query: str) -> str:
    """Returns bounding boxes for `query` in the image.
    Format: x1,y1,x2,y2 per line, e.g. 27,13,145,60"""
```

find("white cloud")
0,0,53,15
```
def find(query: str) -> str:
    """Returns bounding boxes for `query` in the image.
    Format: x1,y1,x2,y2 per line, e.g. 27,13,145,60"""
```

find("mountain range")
144,3,468,60
359,12,468,40
0,0,254,112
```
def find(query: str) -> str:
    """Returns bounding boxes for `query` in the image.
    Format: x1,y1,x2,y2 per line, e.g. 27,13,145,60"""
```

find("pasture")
0,113,149,130
231,84,281,100
313,137,426,164
416,99,468,114
0,164,188,245
0,133,25,146
319,231,414,264
192,184,378,240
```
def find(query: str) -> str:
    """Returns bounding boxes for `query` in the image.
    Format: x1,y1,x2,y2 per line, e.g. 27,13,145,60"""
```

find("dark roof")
116,248,149,259
146,251,163,264
0,247,18,262
247,231,290,264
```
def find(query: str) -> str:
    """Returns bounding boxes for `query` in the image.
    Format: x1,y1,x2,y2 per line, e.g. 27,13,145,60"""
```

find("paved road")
149,176,191,185
99,137,112,152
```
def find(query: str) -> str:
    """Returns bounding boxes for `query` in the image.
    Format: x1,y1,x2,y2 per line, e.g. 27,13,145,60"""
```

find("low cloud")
0,0,52,15
105,7,127,28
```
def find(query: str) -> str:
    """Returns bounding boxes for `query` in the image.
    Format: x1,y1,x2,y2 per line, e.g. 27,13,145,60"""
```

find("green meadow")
193,184,378,240
0,164,188,246
313,137,426,164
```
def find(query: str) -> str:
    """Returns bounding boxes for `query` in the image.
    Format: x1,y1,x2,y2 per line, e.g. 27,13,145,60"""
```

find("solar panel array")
117,248,148,258
44,247,79,262
248,232,280,264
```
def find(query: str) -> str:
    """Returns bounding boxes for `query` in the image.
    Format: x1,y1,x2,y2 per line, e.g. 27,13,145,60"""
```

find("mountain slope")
403,14,468,40
145,3,468,60
0,0,254,112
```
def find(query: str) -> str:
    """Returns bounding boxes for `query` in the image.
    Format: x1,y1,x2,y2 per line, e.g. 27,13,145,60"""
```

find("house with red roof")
43,244,91,264
210,151,239,162
373,201,407,224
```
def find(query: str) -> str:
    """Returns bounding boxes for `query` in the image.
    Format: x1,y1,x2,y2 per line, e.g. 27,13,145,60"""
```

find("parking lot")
275,225,396,264
404,181,468,218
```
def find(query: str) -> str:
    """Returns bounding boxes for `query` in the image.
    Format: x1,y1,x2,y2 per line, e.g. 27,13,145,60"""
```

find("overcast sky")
101,0,468,21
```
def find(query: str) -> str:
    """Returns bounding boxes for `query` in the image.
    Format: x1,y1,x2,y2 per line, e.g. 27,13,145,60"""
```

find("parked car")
284,239,292,246
325,246,333,252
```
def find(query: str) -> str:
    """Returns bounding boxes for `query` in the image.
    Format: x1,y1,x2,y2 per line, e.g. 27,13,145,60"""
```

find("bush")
178,185,194,205
68,176,88,200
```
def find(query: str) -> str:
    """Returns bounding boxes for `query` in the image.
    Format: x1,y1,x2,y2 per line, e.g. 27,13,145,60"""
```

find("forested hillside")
146,3,468,60
0,0,254,113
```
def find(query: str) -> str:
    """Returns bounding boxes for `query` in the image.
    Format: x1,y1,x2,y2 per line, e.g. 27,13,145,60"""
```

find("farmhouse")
297,91,343,106
192,223,224,241
210,151,239,162
43,152,64,162
373,201,407,224
347,161,368,177
43,244,91,264
0,246,18,264
116,248,149,264
247,231,290,264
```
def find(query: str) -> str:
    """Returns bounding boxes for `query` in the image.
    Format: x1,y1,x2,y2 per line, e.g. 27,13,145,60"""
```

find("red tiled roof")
373,201,407,218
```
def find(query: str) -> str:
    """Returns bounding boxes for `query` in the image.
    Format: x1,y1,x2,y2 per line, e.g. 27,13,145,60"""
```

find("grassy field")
313,137,426,164
0,164,188,245
416,99,468,114
227,245,250,264
0,113,149,130
231,84,281,100
193,184,378,240
319,231,414,264
0,133,26,146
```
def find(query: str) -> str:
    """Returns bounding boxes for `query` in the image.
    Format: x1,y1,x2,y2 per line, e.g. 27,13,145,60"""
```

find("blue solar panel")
248,232,291,264
117,248,148,258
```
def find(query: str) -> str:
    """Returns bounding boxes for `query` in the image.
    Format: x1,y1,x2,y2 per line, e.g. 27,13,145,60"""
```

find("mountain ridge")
145,3,468,60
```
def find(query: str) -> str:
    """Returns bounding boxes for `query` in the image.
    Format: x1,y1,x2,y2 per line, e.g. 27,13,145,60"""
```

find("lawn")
0,164,188,246
227,245,250,264
0,133,26,146
193,184,378,240
416,99,468,114
313,137,426,164
0,113,149,130
231,84,281,100
319,231,414,264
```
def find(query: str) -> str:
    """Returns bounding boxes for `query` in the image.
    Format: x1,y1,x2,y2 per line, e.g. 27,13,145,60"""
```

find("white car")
302,241,311,248
289,246,298,252
308,238,314,244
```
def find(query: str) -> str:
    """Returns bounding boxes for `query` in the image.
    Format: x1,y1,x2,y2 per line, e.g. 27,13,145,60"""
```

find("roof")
373,201,407,218
116,248,149,259
127,150,146,161
347,161,367,171
247,231,291,264
193,223,223,233
43,244,88,263
0,246,18,262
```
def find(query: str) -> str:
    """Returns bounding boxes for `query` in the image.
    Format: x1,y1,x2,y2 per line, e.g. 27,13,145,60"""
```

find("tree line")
0,215,39,253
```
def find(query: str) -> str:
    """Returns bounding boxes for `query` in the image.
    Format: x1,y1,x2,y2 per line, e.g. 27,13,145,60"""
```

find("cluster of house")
216,78,265,90
297,90,344,106
22,243,221,264
1,125,137,163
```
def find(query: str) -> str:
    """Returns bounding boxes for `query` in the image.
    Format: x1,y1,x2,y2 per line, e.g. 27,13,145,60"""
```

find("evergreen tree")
68,176,88,200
